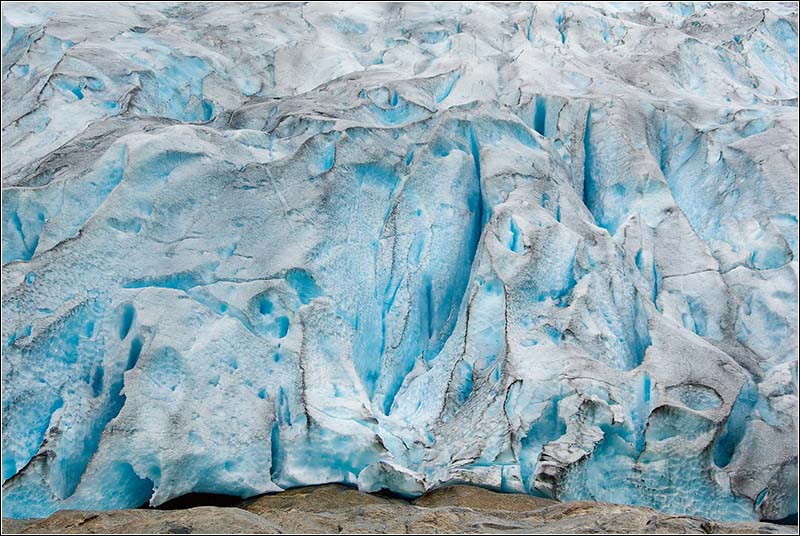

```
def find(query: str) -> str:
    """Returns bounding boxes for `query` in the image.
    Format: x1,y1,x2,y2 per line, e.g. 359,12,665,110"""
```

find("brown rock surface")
411,484,557,511
3,484,796,534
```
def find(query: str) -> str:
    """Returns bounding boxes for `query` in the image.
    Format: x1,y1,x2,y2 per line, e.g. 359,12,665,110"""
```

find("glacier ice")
1,0,798,523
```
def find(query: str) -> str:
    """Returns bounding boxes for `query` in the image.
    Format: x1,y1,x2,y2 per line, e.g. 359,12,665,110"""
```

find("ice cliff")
1,1,798,523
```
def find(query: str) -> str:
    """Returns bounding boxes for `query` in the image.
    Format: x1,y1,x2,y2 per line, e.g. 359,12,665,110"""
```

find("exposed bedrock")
3,485,798,534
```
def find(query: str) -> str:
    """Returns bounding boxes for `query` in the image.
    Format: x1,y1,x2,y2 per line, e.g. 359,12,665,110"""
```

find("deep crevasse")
1,1,798,523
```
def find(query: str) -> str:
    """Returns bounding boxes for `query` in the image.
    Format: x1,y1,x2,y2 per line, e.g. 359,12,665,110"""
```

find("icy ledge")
2,1,798,523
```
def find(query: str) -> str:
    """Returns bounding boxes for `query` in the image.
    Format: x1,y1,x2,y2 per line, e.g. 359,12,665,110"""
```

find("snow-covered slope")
2,1,797,522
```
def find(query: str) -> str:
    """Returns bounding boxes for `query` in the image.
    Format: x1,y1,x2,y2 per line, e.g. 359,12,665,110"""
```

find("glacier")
1,0,798,523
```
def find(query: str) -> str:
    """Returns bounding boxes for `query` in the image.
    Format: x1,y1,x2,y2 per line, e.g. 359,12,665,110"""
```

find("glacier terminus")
1,1,798,524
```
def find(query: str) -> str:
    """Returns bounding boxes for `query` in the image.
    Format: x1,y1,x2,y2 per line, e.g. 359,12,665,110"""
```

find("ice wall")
2,1,797,522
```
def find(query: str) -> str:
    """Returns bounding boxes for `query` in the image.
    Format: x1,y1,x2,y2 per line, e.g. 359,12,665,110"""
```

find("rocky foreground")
3,485,796,534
